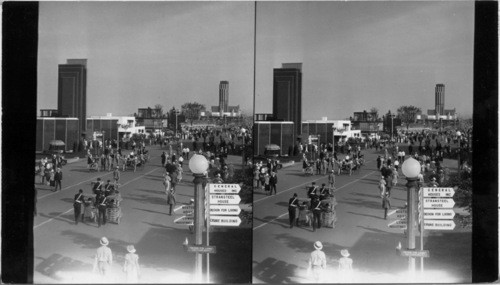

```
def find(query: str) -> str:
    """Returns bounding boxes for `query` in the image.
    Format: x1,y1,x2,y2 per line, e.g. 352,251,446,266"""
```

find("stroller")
87,156,100,172
303,160,314,176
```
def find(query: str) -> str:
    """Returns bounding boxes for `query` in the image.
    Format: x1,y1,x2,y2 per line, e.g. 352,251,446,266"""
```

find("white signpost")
210,216,241,227
210,205,242,216
208,184,242,194
209,194,241,205
388,219,407,229
422,187,455,198
423,198,455,209
423,220,456,230
423,209,456,220
174,216,194,225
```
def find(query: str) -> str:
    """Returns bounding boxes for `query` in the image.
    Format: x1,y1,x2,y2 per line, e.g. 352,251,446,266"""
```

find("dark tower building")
58,59,87,132
435,83,445,116
273,63,302,136
219,81,229,113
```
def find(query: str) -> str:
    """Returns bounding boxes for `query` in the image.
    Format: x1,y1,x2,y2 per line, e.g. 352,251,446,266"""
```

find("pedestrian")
113,166,120,184
269,172,278,195
338,249,353,282
319,183,330,200
310,196,322,232
73,189,85,224
123,245,140,283
385,172,393,197
165,178,176,216
428,177,439,187
93,237,113,276
382,193,391,219
288,193,299,228
96,192,108,227
161,151,166,167
378,176,386,198
307,241,326,282
38,161,45,184
264,172,270,195
328,170,336,191
307,182,319,199
49,169,55,190
53,168,63,191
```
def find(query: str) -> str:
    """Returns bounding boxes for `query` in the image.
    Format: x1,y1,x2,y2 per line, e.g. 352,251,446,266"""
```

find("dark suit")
73,192,84,224
307,186,318,199
269,174,278,195
310,199,322,231
54,171,63,191
96,194,107,227
288,196,299,227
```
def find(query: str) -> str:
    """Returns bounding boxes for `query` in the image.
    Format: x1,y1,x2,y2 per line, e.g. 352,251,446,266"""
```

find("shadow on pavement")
123,193,165,206
252,258,299,283
35,254,93,281
136,188,163,195
60,197,74,204
209,228,252,283
133,207,166,216
349,192,381,199
341,198,382,210
348,211,384,220
275,201,288,208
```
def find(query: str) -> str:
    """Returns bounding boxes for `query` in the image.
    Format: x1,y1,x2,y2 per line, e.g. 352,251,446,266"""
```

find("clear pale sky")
38,1,255,116
38,1,474,119
254,1,474,120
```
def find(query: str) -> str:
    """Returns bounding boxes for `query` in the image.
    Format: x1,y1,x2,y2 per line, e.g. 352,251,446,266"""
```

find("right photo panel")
252,1,474,283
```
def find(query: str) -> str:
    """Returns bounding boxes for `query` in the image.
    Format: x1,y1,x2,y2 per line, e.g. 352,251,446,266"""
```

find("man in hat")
94,237,113,276
288,193,299,228
96,192,108,227
308,241,326,282
307,182,318,199
269,172,278,195
73,189,85,224
310,196,322,232
113,166,120,184
54,168,63,192
328,169,336,190
93,178,104,195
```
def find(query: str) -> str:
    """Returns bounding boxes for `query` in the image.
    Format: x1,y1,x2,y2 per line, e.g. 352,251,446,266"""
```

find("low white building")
90,114,146,140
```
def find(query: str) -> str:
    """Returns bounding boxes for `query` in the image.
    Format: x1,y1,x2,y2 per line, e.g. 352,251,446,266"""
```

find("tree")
181,102,205,125
396,105,421,129
370,107,379,121
154,104,164,118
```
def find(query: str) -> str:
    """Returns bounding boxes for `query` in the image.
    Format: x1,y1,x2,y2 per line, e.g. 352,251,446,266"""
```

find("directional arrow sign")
399,249,430,258
209,194,241,205
422,187,455,198
209,184,241,194
210,205,242,216
174,205,195,215
424,219,456,230
423,198,455,209
423,209,456,220
210,216,241,226
388,208,406,216
174,216,194,225
388,219,407,229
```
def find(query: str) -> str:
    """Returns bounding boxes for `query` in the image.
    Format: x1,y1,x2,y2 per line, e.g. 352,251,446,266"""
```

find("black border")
471,1,498,282
2,1,38,283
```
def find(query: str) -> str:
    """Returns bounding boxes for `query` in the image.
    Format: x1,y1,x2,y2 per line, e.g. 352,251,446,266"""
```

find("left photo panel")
34,2,254,283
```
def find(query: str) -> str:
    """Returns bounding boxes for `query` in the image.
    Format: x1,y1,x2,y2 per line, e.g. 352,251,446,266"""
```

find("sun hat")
341,249,350,257
127,245,136,253
314,241,323,250
100,237,109,246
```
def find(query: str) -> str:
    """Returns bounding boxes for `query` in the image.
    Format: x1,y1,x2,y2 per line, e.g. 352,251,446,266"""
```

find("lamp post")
456,131,462,169
188,154,209,283
401,157,421,274
390,114,395,142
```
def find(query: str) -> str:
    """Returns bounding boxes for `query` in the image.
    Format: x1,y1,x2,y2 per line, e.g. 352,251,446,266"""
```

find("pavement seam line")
34,167,161,230
253,170,377,231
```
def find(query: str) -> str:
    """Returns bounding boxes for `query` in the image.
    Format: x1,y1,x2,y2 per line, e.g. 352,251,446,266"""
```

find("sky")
38,2,255,116
254,1,475,120
38,1,474,119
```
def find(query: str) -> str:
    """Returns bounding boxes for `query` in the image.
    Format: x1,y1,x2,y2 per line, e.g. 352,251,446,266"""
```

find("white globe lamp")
189,154,209,175
401,157,420,179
